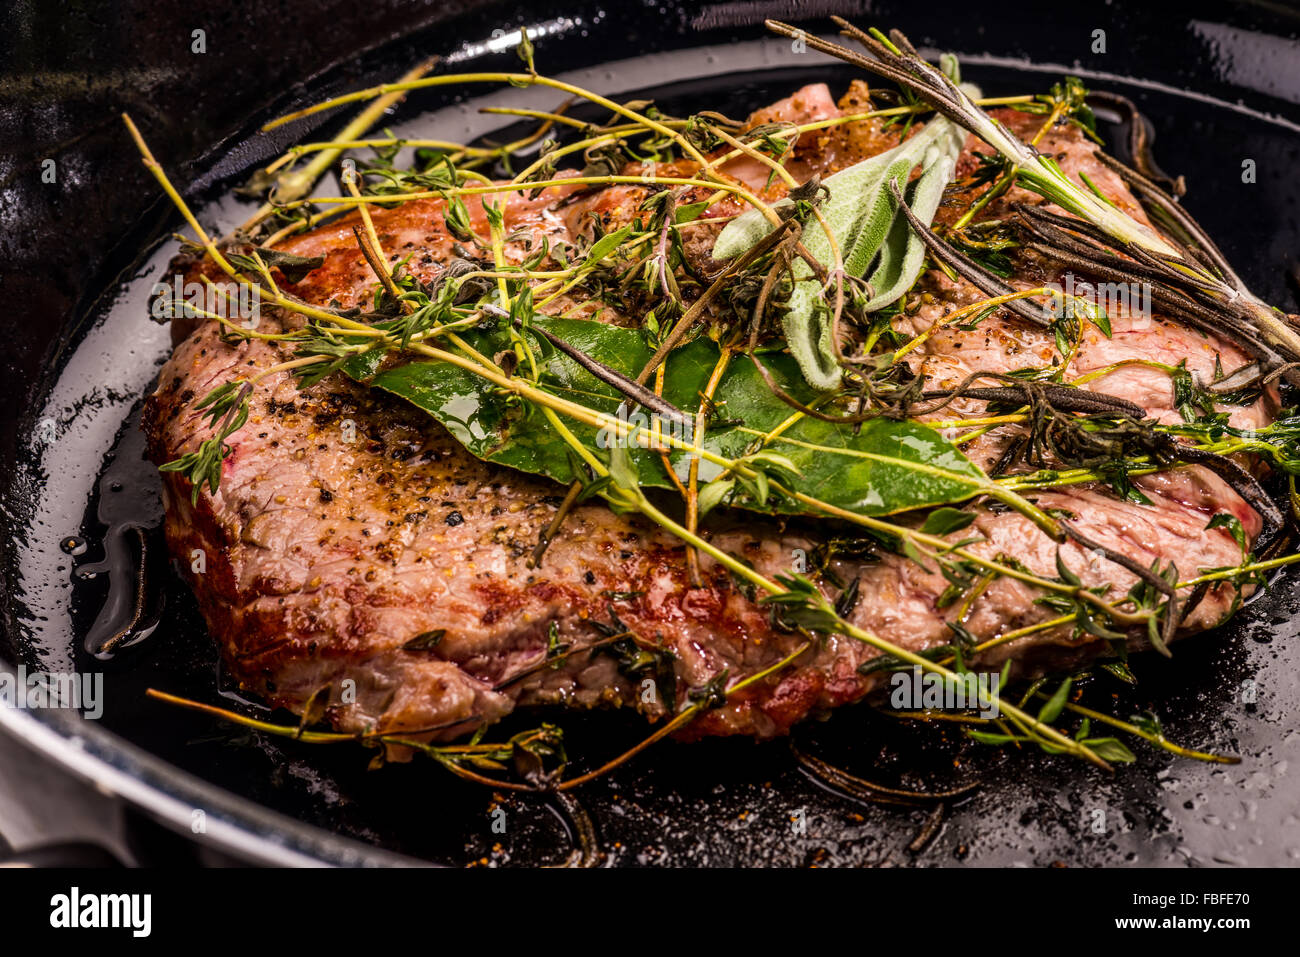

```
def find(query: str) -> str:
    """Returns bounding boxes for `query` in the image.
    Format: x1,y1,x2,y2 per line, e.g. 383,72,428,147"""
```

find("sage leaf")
860,147,955,310
712,62,977,391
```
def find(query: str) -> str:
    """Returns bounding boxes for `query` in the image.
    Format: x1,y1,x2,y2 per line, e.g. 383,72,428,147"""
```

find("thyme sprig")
156,381,251,503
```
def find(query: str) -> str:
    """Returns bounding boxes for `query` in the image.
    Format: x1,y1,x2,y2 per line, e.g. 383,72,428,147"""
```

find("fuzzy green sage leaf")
712,63,976,391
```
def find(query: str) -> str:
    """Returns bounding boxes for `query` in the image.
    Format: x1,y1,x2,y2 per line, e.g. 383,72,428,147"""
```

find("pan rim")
0,672,426,867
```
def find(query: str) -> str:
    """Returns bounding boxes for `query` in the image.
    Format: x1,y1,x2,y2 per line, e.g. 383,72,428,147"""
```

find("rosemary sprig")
765,16,1300,384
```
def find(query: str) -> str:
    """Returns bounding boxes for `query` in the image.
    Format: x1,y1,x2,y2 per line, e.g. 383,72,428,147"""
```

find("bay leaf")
352,316,996,520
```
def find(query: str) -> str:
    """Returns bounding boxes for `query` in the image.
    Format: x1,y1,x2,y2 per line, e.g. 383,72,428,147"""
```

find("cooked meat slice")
144,88,1273,754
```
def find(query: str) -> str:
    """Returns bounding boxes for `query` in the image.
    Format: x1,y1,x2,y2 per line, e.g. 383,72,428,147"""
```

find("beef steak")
144,85,1273,753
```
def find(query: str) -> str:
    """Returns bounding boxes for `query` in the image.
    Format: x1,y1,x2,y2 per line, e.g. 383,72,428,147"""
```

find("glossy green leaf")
347,316,995,520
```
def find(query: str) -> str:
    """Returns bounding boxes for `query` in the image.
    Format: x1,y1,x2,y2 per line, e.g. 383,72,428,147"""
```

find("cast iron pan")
3,0,1300,866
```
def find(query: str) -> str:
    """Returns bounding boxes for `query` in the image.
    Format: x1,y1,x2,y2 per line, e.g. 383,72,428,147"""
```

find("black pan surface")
3,0,1300,866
